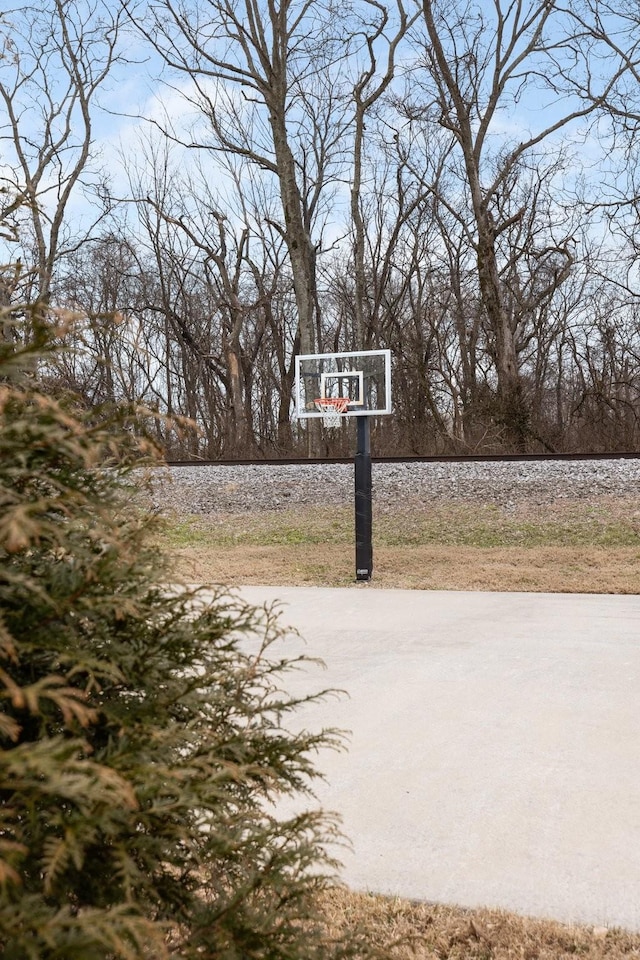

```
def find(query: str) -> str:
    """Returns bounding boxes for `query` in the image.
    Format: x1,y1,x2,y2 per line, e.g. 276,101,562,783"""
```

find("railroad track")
165,452,640,468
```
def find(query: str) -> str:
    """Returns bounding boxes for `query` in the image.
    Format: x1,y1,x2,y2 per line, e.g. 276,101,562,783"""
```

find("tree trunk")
269,104,322,455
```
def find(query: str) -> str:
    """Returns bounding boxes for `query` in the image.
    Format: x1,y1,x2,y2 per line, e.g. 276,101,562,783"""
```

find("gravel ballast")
151,458,640,516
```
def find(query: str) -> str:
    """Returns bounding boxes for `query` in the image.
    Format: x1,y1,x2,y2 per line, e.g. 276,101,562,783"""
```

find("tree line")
3,0,640,457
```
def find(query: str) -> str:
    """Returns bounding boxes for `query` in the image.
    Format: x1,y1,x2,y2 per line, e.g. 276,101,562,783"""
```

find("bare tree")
127,0,372,452
0,0,125,314
131,1,354,352
349,0,420,348
415,0,631,449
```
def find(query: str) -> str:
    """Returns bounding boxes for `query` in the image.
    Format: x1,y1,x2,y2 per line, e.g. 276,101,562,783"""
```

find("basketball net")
314,397,350,428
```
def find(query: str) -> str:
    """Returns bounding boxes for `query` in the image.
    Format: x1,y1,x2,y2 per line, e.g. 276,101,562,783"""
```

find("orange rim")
314,397,350,413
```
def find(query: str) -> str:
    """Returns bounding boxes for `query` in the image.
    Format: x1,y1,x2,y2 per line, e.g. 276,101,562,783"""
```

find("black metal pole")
355,416,373,581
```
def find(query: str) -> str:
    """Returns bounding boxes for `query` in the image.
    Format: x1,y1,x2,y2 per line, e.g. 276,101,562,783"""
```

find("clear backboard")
294,349,391,419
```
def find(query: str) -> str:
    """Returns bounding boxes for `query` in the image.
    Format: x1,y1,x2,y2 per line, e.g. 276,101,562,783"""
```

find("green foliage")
0,324,359,959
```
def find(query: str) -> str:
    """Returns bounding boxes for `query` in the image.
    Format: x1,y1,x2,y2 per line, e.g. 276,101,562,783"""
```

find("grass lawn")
158,495,640,956
163,496,640,593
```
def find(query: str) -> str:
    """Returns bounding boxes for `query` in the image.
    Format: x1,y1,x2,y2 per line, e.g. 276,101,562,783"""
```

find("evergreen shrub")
0,320,354,959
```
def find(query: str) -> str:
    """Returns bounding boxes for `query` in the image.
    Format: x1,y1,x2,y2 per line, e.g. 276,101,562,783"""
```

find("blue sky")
0,0,635,265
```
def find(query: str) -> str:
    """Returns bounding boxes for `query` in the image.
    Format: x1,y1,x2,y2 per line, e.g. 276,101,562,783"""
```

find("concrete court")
236,586,640,931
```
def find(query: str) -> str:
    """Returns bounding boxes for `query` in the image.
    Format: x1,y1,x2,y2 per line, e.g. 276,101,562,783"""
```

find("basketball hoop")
314,396,350,428
294,349,392,582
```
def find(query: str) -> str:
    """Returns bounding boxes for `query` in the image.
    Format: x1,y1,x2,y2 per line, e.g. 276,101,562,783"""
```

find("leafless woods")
3,0,640,457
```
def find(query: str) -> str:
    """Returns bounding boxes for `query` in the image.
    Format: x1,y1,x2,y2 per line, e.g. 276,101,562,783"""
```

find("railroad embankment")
150,458,640,516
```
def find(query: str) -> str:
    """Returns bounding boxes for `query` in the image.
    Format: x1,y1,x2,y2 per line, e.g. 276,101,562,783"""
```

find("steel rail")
164,452,640,468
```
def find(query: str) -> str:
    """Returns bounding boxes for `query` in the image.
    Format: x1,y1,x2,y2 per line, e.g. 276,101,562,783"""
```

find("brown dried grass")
166,497,640,594
171,541,640,593
315,888,640,958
